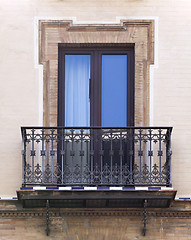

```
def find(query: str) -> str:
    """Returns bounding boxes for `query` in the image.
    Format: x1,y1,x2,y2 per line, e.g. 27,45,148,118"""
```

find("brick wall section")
0,216,191,240
0,204,191,240
0,200,191,240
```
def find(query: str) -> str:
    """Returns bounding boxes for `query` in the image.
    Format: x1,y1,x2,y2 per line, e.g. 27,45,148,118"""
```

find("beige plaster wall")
0,0,191,197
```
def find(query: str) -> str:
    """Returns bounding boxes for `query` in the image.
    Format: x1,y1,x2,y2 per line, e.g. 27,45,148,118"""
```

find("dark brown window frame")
58,43,135,127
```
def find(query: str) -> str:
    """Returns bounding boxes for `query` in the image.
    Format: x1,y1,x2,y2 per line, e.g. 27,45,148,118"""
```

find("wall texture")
0,0,191,199
2,216,191,240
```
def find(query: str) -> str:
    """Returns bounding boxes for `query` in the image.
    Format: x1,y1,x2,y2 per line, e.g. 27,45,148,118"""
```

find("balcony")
19,126,175,236
21,126,172,187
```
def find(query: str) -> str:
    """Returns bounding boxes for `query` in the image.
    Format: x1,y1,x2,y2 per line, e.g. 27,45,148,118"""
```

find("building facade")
0,0,191,239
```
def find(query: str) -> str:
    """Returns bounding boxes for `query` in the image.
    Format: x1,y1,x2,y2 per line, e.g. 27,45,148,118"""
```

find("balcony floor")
17,188,176,209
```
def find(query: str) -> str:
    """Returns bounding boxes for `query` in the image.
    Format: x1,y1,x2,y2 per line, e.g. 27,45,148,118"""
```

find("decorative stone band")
19,186,174,191
1,197,190,200
176,197,191,200
1,187,190,200
0,209,191,218
0,197,18,200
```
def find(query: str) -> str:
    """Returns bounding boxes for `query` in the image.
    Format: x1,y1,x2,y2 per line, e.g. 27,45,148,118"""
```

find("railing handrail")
21,126,173,135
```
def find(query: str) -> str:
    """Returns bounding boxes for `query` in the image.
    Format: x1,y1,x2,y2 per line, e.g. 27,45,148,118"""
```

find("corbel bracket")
142,199,148,236
46,200,50,236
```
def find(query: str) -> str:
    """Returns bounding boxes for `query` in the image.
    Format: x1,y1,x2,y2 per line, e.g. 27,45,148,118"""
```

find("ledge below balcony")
17,187,176,209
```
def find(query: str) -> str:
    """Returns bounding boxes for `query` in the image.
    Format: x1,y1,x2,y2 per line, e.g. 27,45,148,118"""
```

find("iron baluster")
168,129,172,186
80,128,83,184
41,129,45,184
120,129,123,184
110,129,113,184
71,129,74,184
61,129,64,185
166,128,172,186
158,129,162,185
31,128,35,184
129,128,133,185
51,128,54,184
90,129,94,184
100,129,103,184
139,129,142,184
149,129,152,185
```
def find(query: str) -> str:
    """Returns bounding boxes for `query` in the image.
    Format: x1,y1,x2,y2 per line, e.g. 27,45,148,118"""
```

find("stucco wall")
0,0,191,197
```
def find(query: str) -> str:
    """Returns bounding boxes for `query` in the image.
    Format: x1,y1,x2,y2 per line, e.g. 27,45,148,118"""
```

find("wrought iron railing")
21,127,172,186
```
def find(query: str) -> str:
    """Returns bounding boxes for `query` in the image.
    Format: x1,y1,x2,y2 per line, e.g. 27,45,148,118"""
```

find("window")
58,45,134,127
57,45,134,182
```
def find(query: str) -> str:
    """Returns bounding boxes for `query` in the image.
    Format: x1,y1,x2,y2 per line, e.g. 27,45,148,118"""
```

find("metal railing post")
21,128,26,186
166,128,172,187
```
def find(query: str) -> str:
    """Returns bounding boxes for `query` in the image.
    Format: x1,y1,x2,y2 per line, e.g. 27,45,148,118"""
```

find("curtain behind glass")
65,55,90,127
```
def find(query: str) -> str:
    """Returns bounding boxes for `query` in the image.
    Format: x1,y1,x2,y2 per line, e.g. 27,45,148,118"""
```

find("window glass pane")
65,55,90,127
101,55,127,127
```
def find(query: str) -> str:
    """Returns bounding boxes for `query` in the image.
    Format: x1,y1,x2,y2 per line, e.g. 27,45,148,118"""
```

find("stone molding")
0,209,191,218
39,19,154,126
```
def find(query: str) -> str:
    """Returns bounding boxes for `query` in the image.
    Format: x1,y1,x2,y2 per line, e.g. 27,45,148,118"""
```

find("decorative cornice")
0,209,191,218
39,19,153,30
39,19,154,64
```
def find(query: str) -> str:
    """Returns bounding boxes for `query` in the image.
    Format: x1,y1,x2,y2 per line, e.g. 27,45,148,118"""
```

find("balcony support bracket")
46,200,50,236
142,199,148,236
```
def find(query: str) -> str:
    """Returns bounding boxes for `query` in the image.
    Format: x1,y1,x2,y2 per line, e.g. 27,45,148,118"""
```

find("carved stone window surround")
39,20,154,126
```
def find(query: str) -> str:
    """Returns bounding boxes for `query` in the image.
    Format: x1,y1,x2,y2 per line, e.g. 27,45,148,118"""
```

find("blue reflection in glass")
101,55,127,127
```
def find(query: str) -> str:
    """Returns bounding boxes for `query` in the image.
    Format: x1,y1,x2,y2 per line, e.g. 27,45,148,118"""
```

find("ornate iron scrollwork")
21,127,172,187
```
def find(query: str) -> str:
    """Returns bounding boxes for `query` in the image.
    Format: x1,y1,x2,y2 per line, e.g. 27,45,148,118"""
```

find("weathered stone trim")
39,19,154,127
0,209,191,218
